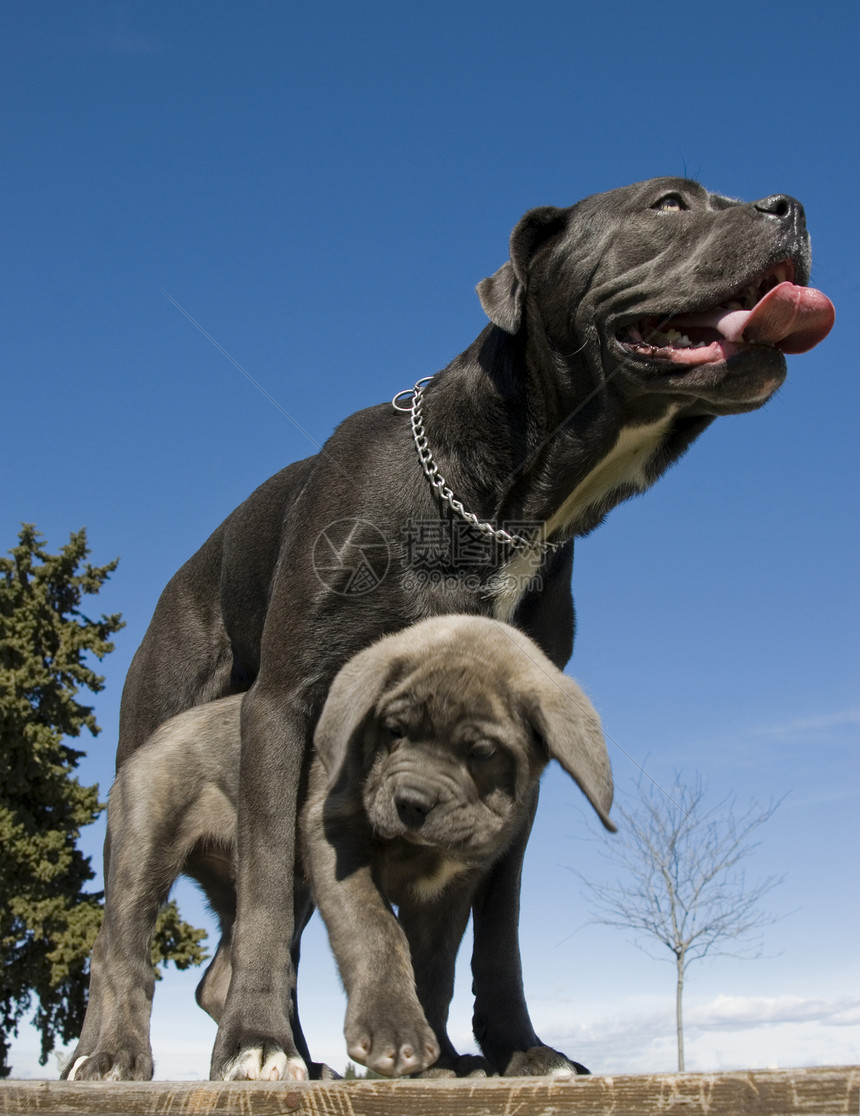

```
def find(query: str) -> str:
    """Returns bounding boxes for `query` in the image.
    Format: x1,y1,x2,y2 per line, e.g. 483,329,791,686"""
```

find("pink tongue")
711,282,835,354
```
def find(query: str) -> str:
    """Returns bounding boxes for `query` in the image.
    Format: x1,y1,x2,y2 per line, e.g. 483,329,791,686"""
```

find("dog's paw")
345,996,439,1077
503,1044,590,1078
220,1046,308,1081
309,1061,342,1080
63,1047,153,1081
418,1053,492,1078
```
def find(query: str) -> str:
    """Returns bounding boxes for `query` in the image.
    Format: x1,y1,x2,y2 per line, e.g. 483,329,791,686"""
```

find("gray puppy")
303,615,614,1077
67,616,613,1080
66,698,241,1082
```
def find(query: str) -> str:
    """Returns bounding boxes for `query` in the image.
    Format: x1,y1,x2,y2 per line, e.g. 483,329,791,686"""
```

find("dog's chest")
377,843,469,905
492,413,676,623
408,855,469,902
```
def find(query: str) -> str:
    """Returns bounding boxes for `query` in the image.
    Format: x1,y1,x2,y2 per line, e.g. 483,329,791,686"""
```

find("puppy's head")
314,616,615,861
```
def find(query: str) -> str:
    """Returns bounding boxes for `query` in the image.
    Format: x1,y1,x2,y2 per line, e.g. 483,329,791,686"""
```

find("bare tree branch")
571,772,784,1070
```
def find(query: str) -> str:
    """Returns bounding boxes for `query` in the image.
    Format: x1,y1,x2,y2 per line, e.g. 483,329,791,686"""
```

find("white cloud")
748,709,860,742
535,993,860,1074
688,994,860,1030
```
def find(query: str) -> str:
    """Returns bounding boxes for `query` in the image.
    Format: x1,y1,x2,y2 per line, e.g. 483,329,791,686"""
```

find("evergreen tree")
0,525,206,1076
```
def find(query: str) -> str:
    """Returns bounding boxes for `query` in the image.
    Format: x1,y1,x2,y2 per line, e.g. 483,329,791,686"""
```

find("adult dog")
66,617,614,1080
64,177,833,1082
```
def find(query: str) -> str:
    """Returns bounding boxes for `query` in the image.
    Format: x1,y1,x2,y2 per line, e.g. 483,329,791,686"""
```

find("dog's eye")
652,193,687,212
469,741,497,761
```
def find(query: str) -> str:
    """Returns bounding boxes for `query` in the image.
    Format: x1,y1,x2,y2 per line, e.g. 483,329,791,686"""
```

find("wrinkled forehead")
542,177,753,285
572,176,740,217
379,656,516,732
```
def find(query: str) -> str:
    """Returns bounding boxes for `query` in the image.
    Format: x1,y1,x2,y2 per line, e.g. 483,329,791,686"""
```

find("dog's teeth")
650,328,694,349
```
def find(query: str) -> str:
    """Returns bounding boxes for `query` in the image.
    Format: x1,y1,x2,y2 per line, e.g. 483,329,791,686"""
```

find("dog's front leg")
302,784,440,1076
471,790,589,1078
208,689,309,1082
397,890,492,1078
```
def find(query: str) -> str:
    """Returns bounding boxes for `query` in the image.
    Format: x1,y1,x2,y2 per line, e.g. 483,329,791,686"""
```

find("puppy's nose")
754,194,805,228
395,787,436,830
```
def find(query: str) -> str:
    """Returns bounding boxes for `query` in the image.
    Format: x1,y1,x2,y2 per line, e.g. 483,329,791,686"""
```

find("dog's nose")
754,194,805,227
395,788,436,830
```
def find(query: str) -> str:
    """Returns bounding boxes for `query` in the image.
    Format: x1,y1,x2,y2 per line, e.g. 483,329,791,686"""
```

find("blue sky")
3,0,858,1079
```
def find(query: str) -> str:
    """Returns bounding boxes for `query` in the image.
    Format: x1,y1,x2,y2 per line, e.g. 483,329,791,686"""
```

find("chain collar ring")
392,378,563,556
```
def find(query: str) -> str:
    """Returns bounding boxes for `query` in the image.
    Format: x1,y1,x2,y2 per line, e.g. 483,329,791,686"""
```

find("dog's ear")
314,642,404,789
476,206,568,334
524,673,616,833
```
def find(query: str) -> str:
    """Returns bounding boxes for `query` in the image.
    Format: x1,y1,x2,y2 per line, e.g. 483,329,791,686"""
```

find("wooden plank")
0,1066,857,1116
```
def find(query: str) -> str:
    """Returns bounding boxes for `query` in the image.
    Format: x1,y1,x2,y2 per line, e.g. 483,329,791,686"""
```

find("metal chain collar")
392,377,564,556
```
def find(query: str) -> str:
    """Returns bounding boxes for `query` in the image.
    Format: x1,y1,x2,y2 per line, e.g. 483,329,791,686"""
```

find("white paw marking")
223,1047,308,1082
550,1065,575,1080
67,1055,89,1081
223,1046,265,1080
282,1055,308,1082
259,1051,288,1081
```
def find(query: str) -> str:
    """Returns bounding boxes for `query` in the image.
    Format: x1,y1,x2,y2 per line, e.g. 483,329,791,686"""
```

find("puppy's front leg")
303,776,439,1077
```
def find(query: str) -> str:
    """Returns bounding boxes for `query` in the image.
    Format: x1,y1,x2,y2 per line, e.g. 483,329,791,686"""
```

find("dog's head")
477,177,834,416
313,616,615,865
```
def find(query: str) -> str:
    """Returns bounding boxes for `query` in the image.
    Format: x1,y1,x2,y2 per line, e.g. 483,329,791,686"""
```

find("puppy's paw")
63,1047,153,1081
221,1046,308,1081
345,996,439,1077
504,1044,589,1078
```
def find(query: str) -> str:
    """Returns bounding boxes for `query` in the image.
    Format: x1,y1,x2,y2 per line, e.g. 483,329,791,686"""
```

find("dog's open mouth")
619,262,834,366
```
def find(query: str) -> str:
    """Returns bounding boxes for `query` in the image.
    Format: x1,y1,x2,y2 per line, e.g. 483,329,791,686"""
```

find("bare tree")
576,773,782,1072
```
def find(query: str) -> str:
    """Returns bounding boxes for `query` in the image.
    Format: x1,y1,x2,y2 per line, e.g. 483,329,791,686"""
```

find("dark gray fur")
64,177,813,1081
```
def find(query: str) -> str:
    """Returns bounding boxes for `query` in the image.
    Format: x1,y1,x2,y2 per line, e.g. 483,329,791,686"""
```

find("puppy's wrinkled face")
360,656,541,861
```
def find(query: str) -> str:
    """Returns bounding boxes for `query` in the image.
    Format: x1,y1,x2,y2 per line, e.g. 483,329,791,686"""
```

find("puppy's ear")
314,642,404,788
525,674,616,833
476,206,567,334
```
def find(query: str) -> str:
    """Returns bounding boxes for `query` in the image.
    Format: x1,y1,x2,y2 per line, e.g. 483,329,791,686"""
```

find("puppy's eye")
469,741,497,761
652,193,687,212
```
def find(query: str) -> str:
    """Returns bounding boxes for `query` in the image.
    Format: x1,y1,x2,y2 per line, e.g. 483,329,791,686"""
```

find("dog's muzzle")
394,786,437,831
618,264,834,367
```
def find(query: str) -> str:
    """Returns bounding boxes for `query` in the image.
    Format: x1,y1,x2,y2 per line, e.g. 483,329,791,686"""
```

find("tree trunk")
676,956,685,1072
